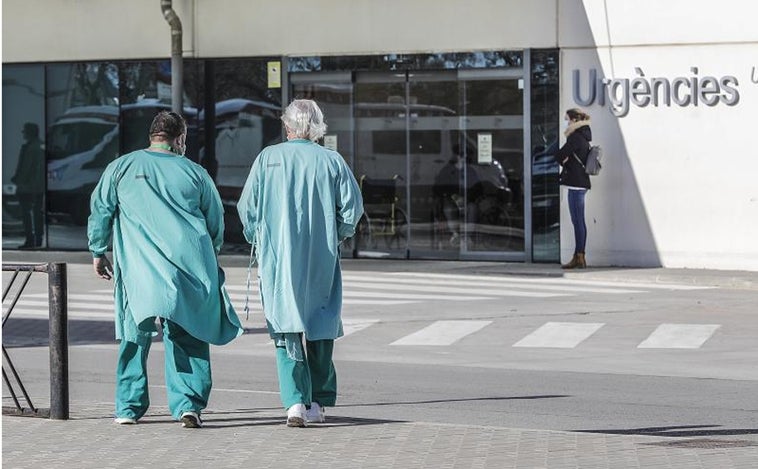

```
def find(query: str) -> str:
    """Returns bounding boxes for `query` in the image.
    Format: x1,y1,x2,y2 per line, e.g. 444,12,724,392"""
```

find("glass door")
290,67,527,261
458,70,525,258
406,71,462,258
290,72,356,255
353,72,409,258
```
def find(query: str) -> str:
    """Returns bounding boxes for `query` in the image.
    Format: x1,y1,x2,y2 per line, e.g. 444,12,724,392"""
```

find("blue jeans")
567,189,587,254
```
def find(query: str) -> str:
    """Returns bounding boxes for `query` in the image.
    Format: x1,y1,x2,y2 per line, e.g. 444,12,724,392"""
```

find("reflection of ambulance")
352,101,513,226
46,101,199,225
202,98,280,195
46,106,120,225
200,98,281,242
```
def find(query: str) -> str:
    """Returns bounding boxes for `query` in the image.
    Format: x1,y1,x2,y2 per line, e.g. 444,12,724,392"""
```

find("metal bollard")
47,263,69,420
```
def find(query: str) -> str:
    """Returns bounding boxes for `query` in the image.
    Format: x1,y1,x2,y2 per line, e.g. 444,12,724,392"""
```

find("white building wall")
2,0,197,62
4,0,758,270
559,0,758,270
2,0,558,62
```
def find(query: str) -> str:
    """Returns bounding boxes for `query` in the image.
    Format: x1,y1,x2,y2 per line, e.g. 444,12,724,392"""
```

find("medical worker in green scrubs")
88,111,243,429
237,100,363,427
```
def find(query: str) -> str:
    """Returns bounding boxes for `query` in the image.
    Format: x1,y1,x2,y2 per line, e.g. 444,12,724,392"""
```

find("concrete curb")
3,251,758,290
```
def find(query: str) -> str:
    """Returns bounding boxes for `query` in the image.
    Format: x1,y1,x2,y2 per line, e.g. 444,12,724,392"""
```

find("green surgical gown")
237,139,364,340
88,149,243,347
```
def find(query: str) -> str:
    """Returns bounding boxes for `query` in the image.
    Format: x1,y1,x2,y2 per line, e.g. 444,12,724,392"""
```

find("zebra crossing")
4,271,720,350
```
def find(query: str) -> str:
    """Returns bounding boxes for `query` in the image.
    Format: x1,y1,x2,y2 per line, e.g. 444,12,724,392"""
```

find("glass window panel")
353,77,408,256
289,51,522,73
530,49,560,263
462,78,524,253
207,59,282,249
465,80,523,116
407,77,459,255
46,62,119,249
119,61,201,158
2,65,46,249
292,75,355,254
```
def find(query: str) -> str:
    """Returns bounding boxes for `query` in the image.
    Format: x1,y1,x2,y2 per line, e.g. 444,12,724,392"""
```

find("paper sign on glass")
477,133,492,164
267,61,281,88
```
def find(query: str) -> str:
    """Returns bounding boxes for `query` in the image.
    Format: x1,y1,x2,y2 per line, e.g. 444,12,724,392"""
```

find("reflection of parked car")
531,141,560,232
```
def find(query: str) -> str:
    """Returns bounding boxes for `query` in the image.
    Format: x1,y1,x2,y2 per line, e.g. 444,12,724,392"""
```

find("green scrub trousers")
274,335,337,409
115,319,211,420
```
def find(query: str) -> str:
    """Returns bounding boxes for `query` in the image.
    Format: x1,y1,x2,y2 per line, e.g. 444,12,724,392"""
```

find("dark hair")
149,111,187,140
566,108,590,121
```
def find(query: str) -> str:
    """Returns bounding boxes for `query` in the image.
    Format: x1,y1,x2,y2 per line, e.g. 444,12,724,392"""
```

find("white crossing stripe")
7,308,114,320
24,293,114,302
14,300,114,311
226,295,412,306
637,324,720,349
343,299,416,305
226,287,493,302
393,272,712,291
348,276,643,295
345,281,564,298
390,320,491,346
513,322,605,348
341,319,380,338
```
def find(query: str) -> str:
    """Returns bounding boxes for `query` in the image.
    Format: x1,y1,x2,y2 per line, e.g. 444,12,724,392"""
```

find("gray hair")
281,99,327,142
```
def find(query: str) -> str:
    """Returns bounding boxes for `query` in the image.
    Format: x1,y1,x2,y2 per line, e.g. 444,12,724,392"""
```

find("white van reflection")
46,102,198,225
350,101,517,249
201,98,280,194
200,98,282,243
46,106,120,225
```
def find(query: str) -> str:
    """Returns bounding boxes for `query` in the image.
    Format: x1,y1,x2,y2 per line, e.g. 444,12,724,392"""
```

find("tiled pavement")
3,402,758,468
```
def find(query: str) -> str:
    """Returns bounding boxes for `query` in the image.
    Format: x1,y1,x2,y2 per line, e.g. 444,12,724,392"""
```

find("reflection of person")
433,150,464,246
237,100,363,427
12,123,45,248
555,108,592,269
87,111,243,428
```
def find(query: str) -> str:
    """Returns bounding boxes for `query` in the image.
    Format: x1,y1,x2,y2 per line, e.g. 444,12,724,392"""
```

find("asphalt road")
3,257,758,445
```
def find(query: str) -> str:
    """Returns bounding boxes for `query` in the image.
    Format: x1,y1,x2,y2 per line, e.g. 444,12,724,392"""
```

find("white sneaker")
286,403,307,427
180,411,202,428
114,417,137,425
306,402,325,423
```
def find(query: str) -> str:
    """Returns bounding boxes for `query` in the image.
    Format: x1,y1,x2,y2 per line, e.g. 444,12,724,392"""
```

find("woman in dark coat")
555,108,592,269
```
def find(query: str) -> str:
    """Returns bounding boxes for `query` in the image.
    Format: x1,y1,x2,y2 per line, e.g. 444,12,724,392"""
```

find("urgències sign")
573,67,742,117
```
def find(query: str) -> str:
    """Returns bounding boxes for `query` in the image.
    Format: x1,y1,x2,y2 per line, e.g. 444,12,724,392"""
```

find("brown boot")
575,252,586,268
561,254,579,269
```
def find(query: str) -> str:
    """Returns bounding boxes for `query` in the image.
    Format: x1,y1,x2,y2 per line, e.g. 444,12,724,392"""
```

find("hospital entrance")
291,67,527,261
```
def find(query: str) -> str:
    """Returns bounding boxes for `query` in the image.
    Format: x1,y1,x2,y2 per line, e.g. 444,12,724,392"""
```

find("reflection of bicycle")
471,191,516,250
357,175,408,250
433,185,516,251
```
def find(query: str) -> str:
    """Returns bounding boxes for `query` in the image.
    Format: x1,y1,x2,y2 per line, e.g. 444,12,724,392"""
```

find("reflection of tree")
530,50,560,147
120,62,159,104
214,60,281,106
70,63,119,106
120,60,200,108
288,57,322,73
